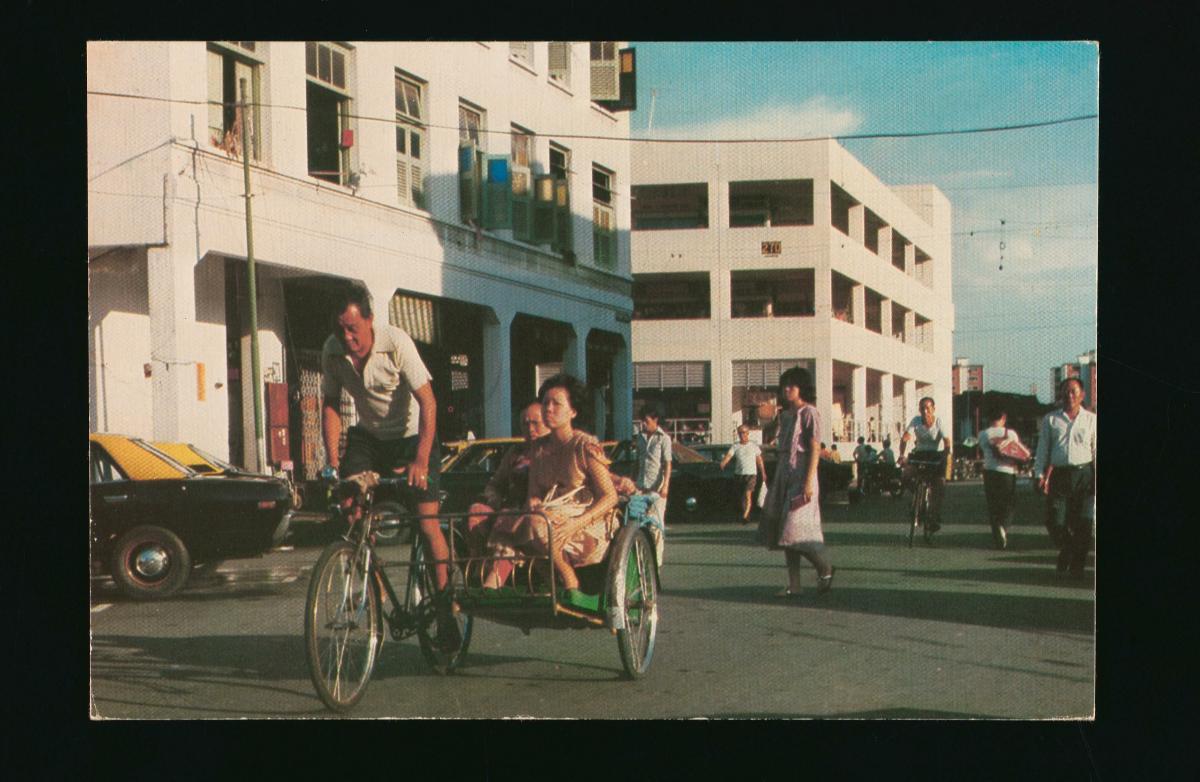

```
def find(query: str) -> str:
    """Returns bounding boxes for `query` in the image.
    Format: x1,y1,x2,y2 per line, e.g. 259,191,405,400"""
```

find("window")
914,246,933,287
830,183,859,236
394,72,427,209
547,145,572,257
631,183,708,230
633,273,710,320
589,41,619,101
510,42,533,67
305,41,353,184
89,443,126,484
728,180,813,228
592,165,616,268
207,42,262,160
730,270,815,318
548,42,571,85
458,103,486,222
864,208,887,254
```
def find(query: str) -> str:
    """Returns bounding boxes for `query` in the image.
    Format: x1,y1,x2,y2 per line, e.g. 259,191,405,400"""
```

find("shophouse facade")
89,41,636,477
629,139,954,447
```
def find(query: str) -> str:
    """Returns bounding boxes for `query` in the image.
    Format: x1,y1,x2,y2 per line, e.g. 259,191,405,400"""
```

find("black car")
90,434,293,599
435,438,523,514
608,439,745,522
695,442,852,497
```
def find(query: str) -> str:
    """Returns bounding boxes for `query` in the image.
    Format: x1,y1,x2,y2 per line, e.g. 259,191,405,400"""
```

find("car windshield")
449,443,512,473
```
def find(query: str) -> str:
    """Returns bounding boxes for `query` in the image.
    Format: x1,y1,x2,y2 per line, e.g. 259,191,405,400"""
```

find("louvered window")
305,42,353,184
732,360,812,388
395,72,426,208
548,42,571,85
511,127,534,241
633,362,710,390
593,165,616,268
459,103,486,223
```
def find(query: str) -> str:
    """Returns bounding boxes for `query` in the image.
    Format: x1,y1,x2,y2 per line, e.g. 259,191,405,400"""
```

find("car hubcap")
134,546,170,579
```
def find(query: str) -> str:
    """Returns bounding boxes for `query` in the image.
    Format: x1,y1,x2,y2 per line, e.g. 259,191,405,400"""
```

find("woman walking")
760,367,835,597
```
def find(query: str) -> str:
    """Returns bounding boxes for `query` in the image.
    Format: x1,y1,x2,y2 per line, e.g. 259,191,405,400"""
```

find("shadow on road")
664,582,1093,635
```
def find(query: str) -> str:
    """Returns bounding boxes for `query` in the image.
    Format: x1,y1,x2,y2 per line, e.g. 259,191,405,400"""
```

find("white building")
630,139,954,447
89,41,636,477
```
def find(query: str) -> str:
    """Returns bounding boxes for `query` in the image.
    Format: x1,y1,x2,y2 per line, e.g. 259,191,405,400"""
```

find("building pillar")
849,204,865,245
902,378,917,428
851,365,867,442
482,309,514,438
146,245,196,443
904,309,916,347
851,283,866,328
904,242,915,276
880,298,893,340
611,339,633,441
815,356,834,447
562,328,585,380
878,225,893,264
878,371,894,445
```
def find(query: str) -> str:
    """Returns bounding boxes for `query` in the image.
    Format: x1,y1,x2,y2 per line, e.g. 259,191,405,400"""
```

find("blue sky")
629,41,1099,401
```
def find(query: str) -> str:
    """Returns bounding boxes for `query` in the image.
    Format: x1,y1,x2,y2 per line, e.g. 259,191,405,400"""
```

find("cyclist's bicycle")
903,451,947,548
303,476,471,712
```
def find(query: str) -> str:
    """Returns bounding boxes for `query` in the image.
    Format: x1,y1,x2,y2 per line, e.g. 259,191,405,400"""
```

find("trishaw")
303,476,660,713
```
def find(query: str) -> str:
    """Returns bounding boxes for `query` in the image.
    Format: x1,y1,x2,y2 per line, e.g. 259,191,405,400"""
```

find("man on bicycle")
899,397,952,533
320,284,458,650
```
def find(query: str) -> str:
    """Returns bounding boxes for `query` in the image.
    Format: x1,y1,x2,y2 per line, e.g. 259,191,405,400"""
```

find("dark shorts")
739,474,758,493
341,426,441,504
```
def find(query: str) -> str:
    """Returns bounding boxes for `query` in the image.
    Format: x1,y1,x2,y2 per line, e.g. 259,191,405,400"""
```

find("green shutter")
458,142,480,223
532,175,557,244
482,155,512,230
554,177,572,258
511,165,533,241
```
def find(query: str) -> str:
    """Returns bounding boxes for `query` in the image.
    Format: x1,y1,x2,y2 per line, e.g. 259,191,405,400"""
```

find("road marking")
282,575,298,583
91,604,112,613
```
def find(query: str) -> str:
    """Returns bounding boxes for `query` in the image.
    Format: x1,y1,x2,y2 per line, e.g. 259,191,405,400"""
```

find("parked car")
90,433,293,600
436,438,523,513
607,439,744,521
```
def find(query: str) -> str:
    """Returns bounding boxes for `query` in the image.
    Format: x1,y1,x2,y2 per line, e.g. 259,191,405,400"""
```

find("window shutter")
634,363,659,390
548,42,571,83
590,42,620,101
685,362,708,389
396,158,409,204
554,178,572,258
532,175,557,244
482,155,512,230
661,363,686,388
511,164,533,241
593,204,615,268
207,50,225,141
458,142,480,223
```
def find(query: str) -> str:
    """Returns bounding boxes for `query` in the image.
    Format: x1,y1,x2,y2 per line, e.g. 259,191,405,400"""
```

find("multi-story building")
1051,349,1097,410
629,139,954,446
951,357,984,395
89,41,637,477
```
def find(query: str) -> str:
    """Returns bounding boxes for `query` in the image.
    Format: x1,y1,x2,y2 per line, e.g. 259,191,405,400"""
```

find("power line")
86,89,1097,146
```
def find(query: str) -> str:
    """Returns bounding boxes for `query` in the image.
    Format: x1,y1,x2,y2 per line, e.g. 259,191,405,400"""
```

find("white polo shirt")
321,323,432,440
1034,407,1097,478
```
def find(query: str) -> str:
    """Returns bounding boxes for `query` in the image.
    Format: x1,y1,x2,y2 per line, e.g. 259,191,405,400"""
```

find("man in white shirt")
900,397,952,533
1034,377,1097,579
635,406,672,565
720,425,768,524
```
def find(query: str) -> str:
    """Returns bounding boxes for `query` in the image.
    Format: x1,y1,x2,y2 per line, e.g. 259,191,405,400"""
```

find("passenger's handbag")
995,429,1032,464
755,480,769,509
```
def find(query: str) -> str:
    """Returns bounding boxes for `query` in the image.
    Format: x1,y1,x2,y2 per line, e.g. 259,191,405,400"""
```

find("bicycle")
303,476,471,712
303,475,660,713
903,451,947,548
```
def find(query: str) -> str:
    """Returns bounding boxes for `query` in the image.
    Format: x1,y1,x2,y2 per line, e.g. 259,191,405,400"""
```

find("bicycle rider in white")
899,397,952,534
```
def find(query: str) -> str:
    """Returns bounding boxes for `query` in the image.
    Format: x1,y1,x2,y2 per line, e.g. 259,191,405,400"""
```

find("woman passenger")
482,374,618,605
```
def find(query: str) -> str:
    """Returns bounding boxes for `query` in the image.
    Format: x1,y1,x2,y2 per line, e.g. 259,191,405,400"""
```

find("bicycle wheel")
908,486,920,548
410,528,473,674
304,540,382,712
608,525,659,679
921,485,935,545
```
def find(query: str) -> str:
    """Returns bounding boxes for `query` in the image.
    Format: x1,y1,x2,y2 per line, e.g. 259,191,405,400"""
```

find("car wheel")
110,525,192,600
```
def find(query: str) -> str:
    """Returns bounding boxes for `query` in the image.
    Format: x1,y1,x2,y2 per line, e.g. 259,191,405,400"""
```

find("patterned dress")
760,404,824,550
486,431,617,568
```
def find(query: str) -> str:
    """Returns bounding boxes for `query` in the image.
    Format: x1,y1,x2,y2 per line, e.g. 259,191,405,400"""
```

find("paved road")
89,480,1093,719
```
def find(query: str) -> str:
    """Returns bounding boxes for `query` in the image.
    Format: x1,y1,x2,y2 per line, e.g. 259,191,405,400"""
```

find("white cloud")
637,96,863,141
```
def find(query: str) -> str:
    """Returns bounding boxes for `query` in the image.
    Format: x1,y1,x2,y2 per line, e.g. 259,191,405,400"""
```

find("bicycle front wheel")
908,487,920,548
304,540,383,712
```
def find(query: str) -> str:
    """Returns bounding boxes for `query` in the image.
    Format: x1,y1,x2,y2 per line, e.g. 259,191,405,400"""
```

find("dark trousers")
1044,463,1095,572
983,470,1016,537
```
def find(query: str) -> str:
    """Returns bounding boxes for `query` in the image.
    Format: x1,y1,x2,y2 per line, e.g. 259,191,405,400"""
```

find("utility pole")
240,78,266,474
